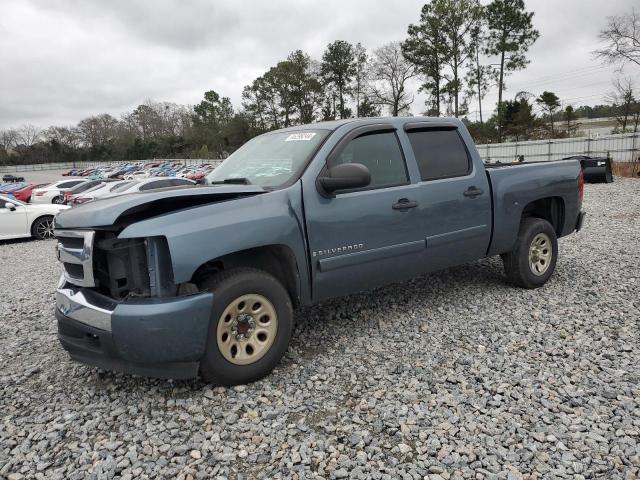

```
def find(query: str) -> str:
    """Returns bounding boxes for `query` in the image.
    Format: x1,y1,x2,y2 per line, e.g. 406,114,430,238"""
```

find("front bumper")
56,278,214,379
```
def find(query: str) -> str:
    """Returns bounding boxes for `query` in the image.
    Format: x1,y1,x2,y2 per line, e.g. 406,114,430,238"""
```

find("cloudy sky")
1,0,639,129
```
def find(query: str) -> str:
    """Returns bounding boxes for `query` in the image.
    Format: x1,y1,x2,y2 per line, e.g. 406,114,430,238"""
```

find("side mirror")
4,202,16,211
317,163,371,196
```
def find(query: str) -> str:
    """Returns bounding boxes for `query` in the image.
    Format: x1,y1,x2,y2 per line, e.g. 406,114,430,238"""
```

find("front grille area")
55,229,95,287
93,232,151,300
56,229,153,301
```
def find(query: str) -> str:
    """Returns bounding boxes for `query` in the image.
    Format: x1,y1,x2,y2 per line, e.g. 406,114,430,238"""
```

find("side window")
407,128,471,181
333,131,408,190
58,181,81,189
171,179,192,186
139,181,161,191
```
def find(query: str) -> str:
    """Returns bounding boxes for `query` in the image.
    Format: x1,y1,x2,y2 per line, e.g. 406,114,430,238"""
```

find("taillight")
578,171,584,202
35,191,45,196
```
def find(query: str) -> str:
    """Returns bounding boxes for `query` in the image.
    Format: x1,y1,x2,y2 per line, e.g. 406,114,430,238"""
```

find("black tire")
198,268,293,385
502,217,558,289
52,195,64,204
31,215,55,240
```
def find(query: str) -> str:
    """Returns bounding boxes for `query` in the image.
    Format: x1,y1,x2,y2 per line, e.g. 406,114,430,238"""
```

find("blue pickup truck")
54,117,585,385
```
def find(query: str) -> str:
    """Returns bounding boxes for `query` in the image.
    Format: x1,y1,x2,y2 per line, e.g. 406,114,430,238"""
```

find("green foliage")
563,105,579,136
536,91,561,137
404,0,483,118
321,40,357,119
485,0,539,139
403,2,448,115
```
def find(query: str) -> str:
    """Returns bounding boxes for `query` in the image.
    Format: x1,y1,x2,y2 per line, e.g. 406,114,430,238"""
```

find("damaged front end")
54,227,213,379
92,233,177,300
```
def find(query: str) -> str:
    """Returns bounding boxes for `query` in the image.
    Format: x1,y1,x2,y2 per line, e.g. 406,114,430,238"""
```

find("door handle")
392,198,419,210
463,186,483,197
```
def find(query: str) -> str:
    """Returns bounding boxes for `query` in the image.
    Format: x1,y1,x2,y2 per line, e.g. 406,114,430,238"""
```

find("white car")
123,171,149,181
71,180,136,206
0,194,69,240
31,179,88,204
98,177,195,199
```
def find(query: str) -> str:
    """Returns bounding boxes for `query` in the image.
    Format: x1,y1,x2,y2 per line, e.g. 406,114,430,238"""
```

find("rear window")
407,128,471,181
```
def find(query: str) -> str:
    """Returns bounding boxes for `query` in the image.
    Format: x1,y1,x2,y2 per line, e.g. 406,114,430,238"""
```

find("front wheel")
31,216,55,240
502,217,558,289
198,268,293,385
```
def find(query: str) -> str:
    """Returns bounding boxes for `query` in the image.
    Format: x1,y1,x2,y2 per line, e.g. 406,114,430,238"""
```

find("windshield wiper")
210,177,252,185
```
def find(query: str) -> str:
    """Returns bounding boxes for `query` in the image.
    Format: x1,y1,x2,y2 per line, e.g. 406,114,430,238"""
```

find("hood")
54,184,265,229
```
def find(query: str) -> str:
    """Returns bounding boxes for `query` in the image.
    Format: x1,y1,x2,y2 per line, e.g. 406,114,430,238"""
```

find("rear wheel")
31,216,55,240
502,217,558,289
198,268,293,385
52,195,64,204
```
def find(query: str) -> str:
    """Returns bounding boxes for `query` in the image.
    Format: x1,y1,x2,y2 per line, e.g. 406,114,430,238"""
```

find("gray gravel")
1,178,639,479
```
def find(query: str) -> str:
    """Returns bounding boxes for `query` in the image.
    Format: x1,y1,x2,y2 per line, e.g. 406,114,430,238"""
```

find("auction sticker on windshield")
285,132,317,142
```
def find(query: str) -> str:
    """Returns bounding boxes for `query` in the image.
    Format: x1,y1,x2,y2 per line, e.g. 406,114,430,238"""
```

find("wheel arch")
191,244,302,308
521,196,565,235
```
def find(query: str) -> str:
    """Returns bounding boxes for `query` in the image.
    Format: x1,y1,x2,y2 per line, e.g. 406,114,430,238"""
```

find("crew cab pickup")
54,117,585,385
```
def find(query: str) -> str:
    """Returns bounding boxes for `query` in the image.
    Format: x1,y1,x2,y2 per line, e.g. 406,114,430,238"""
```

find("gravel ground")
1,179,639,480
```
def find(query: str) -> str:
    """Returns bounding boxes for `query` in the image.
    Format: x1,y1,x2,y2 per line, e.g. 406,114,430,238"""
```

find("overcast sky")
1,0,639,129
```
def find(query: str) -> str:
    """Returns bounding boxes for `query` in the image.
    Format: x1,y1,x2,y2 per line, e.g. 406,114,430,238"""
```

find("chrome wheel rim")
216,294,278,365
528,232,552,275
37,219,55,239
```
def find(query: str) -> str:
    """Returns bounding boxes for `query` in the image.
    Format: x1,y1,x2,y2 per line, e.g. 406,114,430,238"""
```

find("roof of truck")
272,116,463,133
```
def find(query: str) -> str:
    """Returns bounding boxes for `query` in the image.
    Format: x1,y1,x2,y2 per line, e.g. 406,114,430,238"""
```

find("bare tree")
0,129,19,150
606,76,636,132
77,114,119,148
16,124,41,147
43,126,82,149
369,42,417,116
594,8,640,68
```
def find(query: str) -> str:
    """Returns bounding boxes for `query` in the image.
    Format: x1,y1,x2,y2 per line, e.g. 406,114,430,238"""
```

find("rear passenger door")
404,125,492,270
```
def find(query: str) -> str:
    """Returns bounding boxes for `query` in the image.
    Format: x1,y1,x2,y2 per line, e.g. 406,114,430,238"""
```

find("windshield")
206,129,329,188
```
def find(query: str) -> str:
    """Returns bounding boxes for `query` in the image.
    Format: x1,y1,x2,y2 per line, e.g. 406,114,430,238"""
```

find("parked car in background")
63,179,116,204
124,171,149,181
98,177,195,199
31,179,88,204
2,174,25,183
71,180,135,206
0,194,69,240
0,182,50,203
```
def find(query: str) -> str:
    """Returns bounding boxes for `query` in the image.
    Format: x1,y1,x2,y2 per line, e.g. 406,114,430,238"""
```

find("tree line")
1,1,639,166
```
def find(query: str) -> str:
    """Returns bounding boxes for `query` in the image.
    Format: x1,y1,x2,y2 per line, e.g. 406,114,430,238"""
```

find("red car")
0,182,49,203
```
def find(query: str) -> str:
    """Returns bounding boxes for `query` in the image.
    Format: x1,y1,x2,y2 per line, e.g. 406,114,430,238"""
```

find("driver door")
302,126,427,302
0,198,28,238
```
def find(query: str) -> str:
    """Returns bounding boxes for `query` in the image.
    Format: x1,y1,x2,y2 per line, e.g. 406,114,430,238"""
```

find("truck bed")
485,159,583,256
